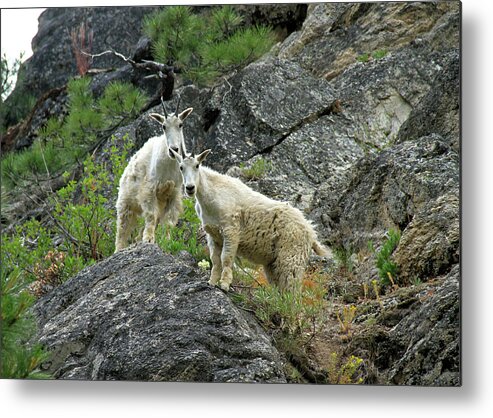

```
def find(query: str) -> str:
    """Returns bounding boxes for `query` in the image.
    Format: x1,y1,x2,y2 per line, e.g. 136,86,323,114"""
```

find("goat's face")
149,107,193,159
171,149,211,197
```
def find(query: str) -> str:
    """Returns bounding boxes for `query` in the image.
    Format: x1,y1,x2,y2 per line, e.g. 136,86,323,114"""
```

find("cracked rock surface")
34,244,286,382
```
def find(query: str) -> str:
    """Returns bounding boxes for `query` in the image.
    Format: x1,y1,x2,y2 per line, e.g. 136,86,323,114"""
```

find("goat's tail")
312,240,331,257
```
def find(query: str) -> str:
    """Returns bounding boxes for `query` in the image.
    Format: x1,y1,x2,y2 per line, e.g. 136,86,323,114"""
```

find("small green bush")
252,284,326,337
1,270,51,378
1,137,86,190
372,49,388,60
357,53,370,63
232,266,327,342
332,245,354,274
357,49,388,64
98,81,149,126
144,6,204,68
327,352,364,385
52,159,115,261
239,158,271,180
0,220,53,378
368,229,401,285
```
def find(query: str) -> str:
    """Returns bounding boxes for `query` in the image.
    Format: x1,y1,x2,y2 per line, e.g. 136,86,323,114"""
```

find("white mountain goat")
114,100,193,251
171,148,330,291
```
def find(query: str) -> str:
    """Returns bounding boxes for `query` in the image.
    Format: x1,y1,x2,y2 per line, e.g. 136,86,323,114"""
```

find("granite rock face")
278,1,459,80
322,134,459,283
197,58,336,172
23,7,160,97
349,265,461,386
396,50,460,151
386,265,460,386
34,244,286,382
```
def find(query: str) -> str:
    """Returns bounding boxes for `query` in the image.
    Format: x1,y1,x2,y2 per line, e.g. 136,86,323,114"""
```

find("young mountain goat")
171,148,330,291
114,102,193,252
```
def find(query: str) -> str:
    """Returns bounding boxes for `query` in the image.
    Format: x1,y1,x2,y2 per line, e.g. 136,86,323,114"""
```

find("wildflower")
198,259,210,271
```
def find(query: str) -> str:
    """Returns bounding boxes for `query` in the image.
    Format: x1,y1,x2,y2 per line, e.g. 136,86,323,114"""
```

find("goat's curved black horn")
161,95,168,118
175,96,181,116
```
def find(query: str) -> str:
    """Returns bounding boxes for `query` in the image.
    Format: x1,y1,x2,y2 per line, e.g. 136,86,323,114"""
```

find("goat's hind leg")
158,182,181,222
141,187,160,244
160,185,183,239
115,205,138,252
271,247,309,291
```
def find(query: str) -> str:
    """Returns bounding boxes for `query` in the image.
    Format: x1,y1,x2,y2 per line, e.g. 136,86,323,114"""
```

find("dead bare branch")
80,50,178,79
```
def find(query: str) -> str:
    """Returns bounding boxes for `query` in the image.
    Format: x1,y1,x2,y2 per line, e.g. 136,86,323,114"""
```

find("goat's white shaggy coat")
173,149,329,291
115,108,192,251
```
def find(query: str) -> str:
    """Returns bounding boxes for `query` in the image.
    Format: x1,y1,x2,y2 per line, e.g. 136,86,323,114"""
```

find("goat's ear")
197,149,211,165
178,108,193,121
169,148,183,163
149,113,165,125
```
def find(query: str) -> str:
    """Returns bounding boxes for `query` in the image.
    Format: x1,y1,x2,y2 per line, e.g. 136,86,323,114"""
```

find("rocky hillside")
2,3,460,385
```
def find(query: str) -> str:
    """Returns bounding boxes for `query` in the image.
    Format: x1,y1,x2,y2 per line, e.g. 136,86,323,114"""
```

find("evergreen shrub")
143,5,277,85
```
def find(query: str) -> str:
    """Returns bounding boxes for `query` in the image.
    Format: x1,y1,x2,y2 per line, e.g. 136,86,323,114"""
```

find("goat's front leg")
207,235,222,286
142,211,158,244
204,224,222,286
219,226,239,291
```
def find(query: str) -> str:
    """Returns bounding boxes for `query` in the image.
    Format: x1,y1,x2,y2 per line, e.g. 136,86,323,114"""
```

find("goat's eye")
179,166,183,171
162,126,166,131
195,164,199,169
179,123,183,128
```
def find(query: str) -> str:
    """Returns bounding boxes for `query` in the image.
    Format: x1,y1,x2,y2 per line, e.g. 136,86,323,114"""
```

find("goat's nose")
186,185,195,194
171,146,179,152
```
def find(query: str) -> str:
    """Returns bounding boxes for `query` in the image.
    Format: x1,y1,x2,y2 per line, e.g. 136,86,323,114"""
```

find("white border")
1,0,492,416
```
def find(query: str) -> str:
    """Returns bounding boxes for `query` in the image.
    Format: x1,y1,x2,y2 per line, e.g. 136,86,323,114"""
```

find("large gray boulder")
33,244,286,382
198,58,336,171
386,265,460,386
222,42,457,230
227,37,453,218
321,134,459,282
349,264,460,386
396,50,460,151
